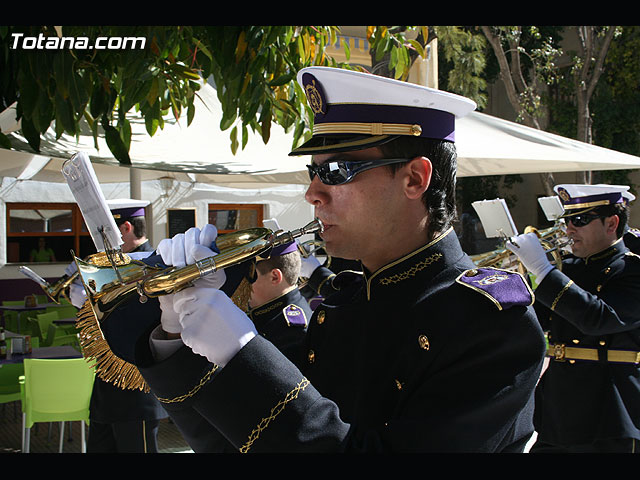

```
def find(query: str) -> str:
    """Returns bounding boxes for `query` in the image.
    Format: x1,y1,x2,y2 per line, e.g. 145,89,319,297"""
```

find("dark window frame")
207,203,264,234
6,202,92,263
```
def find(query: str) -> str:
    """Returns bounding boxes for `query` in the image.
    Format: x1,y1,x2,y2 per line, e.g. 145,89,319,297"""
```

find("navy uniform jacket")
532,239,640,445
90,240,168,424
248,287,311,366
624,228,640,254
185,287,312,452
139,228,546,453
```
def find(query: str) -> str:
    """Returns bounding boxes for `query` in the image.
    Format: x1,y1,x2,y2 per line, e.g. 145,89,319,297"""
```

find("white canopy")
455,112,640,176
1,82,639,185
0,82,309,187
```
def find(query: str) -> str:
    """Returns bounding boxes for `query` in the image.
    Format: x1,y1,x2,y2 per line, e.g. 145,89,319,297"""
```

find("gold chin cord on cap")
313,122,422,137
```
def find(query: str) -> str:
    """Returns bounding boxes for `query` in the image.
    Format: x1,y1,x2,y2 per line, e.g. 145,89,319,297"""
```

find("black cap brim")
289,134,399,156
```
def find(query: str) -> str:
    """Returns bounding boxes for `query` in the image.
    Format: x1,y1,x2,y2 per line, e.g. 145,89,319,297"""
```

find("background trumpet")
470,223,572,274
18,265,78,304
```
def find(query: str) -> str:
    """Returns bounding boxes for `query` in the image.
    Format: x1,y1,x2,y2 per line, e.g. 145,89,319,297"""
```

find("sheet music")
471,198,518,238
61,152,122,252
18,266,48,287
537,196,565,221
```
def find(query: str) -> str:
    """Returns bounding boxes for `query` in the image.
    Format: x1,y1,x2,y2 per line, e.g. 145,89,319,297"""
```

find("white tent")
1,81,640,184
456,112,640,177
0,81,309,187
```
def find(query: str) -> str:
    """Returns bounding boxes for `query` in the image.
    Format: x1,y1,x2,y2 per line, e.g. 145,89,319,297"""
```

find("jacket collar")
583,237,627,266
362,227,467,300
248,288,302,324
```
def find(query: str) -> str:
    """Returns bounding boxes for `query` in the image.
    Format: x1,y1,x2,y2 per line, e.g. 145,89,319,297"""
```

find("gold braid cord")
75,275,253,394
230,277,252,313
76,301,151,392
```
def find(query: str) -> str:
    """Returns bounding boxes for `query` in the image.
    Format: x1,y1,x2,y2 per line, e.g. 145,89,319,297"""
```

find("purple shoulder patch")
283,304,308,327
456,268,533,311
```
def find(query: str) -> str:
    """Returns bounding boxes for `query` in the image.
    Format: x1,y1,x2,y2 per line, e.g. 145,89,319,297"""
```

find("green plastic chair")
2,300,26,334
45,306,79,335
36,311,58,332
33,312,77,348
26,318,45,344
45,306,78,318
34,295,48,305
19,358,95,453
43,323,80,349
0,362,24,419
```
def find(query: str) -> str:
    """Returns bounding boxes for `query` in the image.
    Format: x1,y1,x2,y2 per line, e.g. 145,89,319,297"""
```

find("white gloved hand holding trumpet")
505,232,555,283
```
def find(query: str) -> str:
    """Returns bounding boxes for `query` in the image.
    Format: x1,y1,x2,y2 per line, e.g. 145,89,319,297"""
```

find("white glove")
506,232,554,282
63,261,85,308
157,225,226,288
299,252,322,278
172,287,257,367
158,295,181,334
64,261,78,277
157,225,227,335
69,281,87,309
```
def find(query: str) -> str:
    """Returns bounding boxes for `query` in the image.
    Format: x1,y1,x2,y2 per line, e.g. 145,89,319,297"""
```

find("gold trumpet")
470,223,572,274
76,219,324,326
18,266,78,304
298,239,325,257
296,239,330,288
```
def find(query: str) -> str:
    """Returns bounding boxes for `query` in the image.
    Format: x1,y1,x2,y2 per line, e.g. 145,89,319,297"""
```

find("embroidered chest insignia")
283,304,308,327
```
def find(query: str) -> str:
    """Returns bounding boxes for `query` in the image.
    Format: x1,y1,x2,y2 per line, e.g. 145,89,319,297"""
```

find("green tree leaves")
0,25,487,166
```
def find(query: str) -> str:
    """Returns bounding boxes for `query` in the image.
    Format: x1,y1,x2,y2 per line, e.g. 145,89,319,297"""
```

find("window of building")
207,204,264,233
6,202,96,263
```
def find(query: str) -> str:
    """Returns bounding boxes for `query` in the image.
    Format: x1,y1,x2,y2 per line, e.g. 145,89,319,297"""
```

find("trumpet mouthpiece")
306,218,324,234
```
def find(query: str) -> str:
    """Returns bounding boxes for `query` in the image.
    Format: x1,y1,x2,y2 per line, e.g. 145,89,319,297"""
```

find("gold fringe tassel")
75,276,252,393
76,302,150,393
230,277,252,313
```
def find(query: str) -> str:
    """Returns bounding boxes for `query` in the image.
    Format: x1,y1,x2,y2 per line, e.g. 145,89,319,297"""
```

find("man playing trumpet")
507,184,640,453
125,66,547,452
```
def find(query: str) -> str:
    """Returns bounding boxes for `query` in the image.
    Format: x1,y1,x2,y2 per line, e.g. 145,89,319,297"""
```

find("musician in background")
622,191,640,255
131,66,546,453
68,199,168,453
507,184,640,453
247,241,311,365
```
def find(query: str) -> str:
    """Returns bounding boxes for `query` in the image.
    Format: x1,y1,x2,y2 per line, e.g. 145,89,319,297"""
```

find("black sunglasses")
566,213,604,228
306,158,411,186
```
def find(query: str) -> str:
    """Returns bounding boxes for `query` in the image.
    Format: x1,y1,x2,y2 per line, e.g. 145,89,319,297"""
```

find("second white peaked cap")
554,183,635,216
107,198,150,219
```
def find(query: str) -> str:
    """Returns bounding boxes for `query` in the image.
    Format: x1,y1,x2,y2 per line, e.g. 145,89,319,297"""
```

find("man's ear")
270,268,284,285
119,221,132,234
606,215,620,235
403,156,432,200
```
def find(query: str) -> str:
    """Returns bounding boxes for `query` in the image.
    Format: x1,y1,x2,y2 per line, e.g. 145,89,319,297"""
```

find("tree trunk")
573,26,617,184
481,26,552,195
